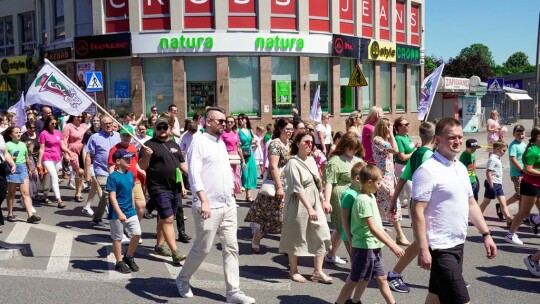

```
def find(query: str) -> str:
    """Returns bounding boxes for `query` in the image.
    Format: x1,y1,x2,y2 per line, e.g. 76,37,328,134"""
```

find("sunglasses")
307,128,314,132
156,125,168,131
303,140,313,145
151,109,158,112
401,123,410,127
50,122,57,126
212,119,227,124
28,127,36,129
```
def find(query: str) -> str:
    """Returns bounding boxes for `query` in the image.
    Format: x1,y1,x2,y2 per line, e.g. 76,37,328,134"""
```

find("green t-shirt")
339,187,360,242
146,128,154,138
351,193,384,249
459,151,477,183
509,140,527,177
6,141,28,164
394,134,415,165
263,133,272,144
401,147,433,181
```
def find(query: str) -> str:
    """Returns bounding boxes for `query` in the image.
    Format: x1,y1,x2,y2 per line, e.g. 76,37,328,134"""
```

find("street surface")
1,120,539,303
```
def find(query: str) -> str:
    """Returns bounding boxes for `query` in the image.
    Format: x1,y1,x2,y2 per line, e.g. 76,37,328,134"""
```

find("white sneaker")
81,206,94,217
523,255,540,277
67,181,76,190
226,291,255,304
31,206,36,213
324,254,347,265
121,234,131,245
176,277,193,298
505,233,523,245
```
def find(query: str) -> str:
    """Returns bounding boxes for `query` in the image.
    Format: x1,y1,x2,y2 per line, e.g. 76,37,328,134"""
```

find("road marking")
46,232,74,272
4,222,31,244
106,245,131,280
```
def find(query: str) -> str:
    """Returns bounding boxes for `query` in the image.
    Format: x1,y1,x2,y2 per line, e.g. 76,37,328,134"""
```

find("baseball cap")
120,124,133,135
466,138,479,149
513,124,525,132
156,117,169,127
112,149,135,161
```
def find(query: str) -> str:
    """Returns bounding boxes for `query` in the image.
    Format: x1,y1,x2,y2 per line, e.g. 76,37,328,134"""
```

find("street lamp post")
535,12,540,126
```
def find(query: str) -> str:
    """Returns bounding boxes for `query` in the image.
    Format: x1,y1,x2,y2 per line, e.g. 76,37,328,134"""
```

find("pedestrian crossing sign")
487,78,504,94
348,63,368,87
85,71,103,92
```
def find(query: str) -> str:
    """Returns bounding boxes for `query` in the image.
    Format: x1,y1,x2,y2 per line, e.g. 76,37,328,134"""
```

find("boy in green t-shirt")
335,165,405,304
340,162,366,259
459,138,480,201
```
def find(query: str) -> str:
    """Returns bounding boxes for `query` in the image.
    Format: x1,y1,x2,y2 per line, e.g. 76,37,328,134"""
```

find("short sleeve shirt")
394,134,415,165
315,123,332,145
402,147,433,181
459,151,477,183
140,138,185,195
6,141,28,163
522,145,540,187
340,187,360,241
486,154,503,184
351,193,384,249
508,140,527,177
85,131,121,176
108,143,140,183
105,170,136,220
38,130,63,162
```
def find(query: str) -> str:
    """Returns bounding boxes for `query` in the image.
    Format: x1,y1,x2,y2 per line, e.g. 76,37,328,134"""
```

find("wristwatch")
481,231,492,238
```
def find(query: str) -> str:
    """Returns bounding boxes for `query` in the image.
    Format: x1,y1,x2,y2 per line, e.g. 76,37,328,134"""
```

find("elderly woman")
372,118,410,246
279,132,332,284
81,113,101,217
245,118,293,253
323,132,364,264
361,106,384,164
63,114,89,202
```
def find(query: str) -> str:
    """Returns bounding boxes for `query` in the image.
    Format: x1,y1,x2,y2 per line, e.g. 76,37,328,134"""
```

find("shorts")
428,244,470,304
6,163,29,184
133,181,145,202
350,248,386,282
483,180,504,199
152,192,180,219
520,179,540,197
110,215,141,241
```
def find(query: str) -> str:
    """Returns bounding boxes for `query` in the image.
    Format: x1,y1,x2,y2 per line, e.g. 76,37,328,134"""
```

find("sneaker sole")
523,257,540,277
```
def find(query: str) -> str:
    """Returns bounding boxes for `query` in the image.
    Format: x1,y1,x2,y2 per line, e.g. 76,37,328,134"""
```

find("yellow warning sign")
348,63,368,87
0,80,12,92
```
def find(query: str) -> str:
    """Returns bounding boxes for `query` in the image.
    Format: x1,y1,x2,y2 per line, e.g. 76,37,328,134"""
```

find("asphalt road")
1,120,539,304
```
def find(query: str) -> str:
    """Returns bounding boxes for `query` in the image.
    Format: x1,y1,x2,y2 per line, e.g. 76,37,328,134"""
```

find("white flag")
8,92,27,127
310,85,322,123
26,59,94,115
417,63,445,121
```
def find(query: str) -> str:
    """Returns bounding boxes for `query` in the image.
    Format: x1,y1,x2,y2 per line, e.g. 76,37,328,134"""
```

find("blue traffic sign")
487,78,504,94
85,71,103,92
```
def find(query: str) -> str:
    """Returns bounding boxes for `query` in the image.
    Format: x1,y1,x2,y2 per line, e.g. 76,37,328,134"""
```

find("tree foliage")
458,43,496,67
444,53,494,80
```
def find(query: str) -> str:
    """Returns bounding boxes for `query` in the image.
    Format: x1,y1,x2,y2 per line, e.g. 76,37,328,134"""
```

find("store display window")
271,57,298,116
309,57,330,113
361,61,374,112
185,56,217,117
144,58,173,115
340,58,355,114
410,66,420,112
229,57,260,116
380,62,391,113
396,64,406,112
106,59,132,117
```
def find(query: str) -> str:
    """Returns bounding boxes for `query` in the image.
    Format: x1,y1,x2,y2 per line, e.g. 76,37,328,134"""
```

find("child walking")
340,162,366,259
459,139,480,201
106,149,142,274
335,165,405,304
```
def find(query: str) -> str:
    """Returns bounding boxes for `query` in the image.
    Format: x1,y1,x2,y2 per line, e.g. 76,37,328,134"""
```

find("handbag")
242,147,251,158
258,179,276,197
228,154,241,165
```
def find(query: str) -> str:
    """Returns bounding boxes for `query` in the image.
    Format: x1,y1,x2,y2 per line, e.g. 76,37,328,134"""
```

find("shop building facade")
1,0,426,131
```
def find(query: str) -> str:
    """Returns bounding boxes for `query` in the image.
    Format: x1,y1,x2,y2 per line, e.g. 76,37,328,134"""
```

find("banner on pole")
26,59,94,115
417,63,445,121
8,92,27,127
310,85,322,123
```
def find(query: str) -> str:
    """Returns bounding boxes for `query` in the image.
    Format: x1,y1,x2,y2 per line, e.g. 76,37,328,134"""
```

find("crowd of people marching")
0,104,539,304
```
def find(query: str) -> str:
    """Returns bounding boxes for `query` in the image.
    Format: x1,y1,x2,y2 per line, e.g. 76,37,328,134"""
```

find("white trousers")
43,161,62,200
178,203,240,296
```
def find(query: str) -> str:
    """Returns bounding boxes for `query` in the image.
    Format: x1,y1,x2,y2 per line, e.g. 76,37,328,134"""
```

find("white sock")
84,203,91,209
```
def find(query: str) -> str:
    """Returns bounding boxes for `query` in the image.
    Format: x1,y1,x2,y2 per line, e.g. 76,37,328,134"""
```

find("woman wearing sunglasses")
393,117,419,210
63,115,89,202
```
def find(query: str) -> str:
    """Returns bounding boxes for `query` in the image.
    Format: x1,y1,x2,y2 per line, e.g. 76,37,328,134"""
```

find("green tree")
502,51,535,74
458,43,496,67
424,55,444,77
445,52,494,80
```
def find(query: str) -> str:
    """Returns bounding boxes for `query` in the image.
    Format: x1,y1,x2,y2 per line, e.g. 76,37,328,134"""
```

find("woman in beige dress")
279,132,332,284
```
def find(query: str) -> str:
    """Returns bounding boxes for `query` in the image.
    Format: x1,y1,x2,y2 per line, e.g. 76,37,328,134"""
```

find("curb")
0,241,29,261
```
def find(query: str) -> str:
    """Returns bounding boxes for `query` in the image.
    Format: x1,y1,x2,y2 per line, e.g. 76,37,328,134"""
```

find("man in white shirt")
412,118,496,304
177,107,255,304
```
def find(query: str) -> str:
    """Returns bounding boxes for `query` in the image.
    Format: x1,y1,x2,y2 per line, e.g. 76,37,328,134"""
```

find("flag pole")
43,59,146,147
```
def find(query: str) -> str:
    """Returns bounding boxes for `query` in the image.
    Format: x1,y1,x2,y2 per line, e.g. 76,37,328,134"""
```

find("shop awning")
506,93,533,101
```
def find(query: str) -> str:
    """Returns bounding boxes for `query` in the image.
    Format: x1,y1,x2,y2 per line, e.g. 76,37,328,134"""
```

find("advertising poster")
111,80,131,116
76,62,97,115
462,96,480,133
275,81,291,105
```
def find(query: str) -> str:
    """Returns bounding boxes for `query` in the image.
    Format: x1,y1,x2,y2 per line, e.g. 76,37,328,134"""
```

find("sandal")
74,195,84,202
288,273,307,283
6,215,19,222
41,197,51,204
57,201,66,209
311,273,333,284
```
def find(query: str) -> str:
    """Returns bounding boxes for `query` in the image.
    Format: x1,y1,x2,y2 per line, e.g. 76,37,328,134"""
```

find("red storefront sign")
379,0,389,40
143,0,171,30
339,0,354,35
309,0,329,32
362,0,373,38
228,0,257,29
271,0,297,30
105,0,129,33
395,1,406,43
184,0,214,29
411,4,420,45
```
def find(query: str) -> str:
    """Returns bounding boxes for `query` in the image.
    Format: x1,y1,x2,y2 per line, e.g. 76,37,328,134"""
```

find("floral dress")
372,136,401,222
245,139,290,234
486,118,500,153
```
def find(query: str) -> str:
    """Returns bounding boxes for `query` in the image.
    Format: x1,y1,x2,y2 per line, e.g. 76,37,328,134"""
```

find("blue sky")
426,0,540,65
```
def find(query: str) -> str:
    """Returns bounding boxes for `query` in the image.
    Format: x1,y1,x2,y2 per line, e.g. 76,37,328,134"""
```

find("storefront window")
272,57,298,116
410,66,420,112
144,58,173,115
0,16,15,57
54,0,65,40
185,56,216,117
106,59,132,117
40,0,47,43
20,13,35,55
0,76,16,110
380,62,391,113
396,64,406,112
229,57,260,116
75,0,93,36
310,57,330,113
361,61,374,112
340,58,355,114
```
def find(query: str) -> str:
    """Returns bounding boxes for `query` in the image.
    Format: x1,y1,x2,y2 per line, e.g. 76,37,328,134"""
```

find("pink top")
220,129,240,153
62,123,89,154
38,129,63,162
361,123,376,164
